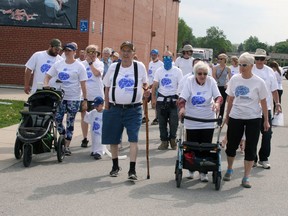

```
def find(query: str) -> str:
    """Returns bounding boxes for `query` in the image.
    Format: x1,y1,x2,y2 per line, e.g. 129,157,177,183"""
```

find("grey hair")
193,61,209,74
239,52,254,65
102,47,112,55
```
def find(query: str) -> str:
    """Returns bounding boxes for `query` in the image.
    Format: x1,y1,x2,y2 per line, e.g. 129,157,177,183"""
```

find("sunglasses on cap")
239,63,249,67
197,72,208,76
255,57,266,61
87,50,97,55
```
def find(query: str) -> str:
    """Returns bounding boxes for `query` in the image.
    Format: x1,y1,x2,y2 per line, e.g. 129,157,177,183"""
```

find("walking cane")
144,98,150,179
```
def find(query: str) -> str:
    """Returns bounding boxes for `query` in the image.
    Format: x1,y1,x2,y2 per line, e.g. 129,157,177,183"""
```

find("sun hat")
182,44,193,52
120,41,135,51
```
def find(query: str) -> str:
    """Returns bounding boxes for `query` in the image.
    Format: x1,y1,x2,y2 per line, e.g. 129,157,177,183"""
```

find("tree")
273,40,288,54
177,18,196,51
200,26,233,57
237,43,244,53
243,36,268,52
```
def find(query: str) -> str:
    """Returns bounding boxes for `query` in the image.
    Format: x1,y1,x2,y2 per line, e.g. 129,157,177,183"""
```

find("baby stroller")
14,88,65,167
175,115,222,190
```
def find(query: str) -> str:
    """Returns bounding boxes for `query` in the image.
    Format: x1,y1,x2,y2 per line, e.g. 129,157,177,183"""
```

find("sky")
179,0,288,45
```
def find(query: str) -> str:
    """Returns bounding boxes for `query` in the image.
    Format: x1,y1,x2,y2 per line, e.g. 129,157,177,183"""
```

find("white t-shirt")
154,66,183,99
103,61,148,104
84,110,104,155
175,56,194,76
47,60,88,100
25,50,63,93
274,70,283,90
82,59,104,100
226,74,268,119
230,65,239,76
252,64,278,110
148,60,163,85
180,76,221,129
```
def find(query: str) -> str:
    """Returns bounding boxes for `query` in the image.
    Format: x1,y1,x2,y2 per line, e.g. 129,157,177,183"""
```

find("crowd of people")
24,39,283,187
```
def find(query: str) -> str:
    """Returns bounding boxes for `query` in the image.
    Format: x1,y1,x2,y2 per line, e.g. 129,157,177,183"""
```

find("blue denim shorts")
102,105,142,144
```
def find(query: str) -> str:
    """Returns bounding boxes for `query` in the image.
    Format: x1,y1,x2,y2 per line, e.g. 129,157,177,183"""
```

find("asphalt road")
1,81,288,216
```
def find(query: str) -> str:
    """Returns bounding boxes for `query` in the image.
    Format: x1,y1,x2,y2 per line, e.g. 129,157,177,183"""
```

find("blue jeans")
156,101,179,141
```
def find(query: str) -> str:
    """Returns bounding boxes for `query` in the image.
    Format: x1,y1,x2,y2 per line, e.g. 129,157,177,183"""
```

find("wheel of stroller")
23,145,32,167
57,135,65,162
215,175,221,191
212,171,217,184
175,160,179,181
14,137,23,159
176,169,182,188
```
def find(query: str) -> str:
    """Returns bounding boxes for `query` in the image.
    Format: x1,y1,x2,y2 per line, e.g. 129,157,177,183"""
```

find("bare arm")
272,90,282,113
260,98,270,131
80,80,87,111
151,81,159,109
225,95,234,125
24,68,32,94
104,86,110,110
212,66,217,80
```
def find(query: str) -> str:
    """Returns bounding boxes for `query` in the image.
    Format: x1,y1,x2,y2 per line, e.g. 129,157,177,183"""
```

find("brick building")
0,0,180,86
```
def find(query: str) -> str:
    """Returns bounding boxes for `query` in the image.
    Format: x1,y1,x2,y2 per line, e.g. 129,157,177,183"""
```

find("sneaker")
128,171,138,180
110,167,121,177
258,161,271,169
200,173,208,182
187,171,194,179
81,138,89,148
64,147,71,156
142,117,149,124
158,141,168,150
151,118,158,125
94,153,102,160
241,177,252,188
223,172,232,181
252,162,257,168
90,152,95,156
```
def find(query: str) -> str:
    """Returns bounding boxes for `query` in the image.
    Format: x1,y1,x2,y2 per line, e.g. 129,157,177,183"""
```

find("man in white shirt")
24,38,63,94
175,44,194,76
252,48,281,169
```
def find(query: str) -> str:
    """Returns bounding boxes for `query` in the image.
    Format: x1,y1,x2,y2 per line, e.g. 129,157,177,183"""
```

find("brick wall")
0,0,179,86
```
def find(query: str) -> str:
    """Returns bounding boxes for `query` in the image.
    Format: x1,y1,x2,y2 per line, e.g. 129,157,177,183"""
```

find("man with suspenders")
102,41,149,180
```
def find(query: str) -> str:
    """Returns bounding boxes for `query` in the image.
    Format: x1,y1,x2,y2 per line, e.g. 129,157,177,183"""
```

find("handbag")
272,113,284,126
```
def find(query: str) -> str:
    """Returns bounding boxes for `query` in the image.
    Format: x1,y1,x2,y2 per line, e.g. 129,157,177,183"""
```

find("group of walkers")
24,38,282,187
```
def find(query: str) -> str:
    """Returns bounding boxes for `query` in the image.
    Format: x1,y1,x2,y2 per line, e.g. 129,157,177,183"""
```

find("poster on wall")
0,0,78,29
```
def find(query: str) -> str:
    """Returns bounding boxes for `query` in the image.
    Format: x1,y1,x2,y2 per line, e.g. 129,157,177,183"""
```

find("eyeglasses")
197,72,208,76
239,63,249,67
87,50,97,55
255,57,266,61
218,58,223,61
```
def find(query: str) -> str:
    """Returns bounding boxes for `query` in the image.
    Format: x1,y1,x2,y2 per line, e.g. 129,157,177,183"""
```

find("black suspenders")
112,62,138,104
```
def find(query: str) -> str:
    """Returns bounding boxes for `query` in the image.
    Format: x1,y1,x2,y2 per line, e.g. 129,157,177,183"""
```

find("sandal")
241,177,251,188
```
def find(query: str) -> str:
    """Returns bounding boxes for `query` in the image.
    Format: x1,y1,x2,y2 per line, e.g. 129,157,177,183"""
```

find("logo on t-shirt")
86,67,93,79
119,75,134,89
92,117,101,135
161,74,172,87
235,86,249,97
58,68,70,81
191,92,205,105
40,60,52,73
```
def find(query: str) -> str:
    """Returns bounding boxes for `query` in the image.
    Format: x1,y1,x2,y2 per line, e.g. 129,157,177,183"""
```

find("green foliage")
243,36,268,52
0,100,24,128
273,40,288,53
177,18,196,51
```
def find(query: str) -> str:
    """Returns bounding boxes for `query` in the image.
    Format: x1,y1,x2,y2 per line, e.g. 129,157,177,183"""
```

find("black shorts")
79,100,94,112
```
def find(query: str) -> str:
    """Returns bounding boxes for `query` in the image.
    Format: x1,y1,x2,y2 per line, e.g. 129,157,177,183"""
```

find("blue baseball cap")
92,96,104,107
64,43,77,51
150,49,159,55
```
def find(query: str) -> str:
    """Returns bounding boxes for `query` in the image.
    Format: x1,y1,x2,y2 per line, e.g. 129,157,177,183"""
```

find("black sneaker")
110,167,121,177
128,171,137,180
142,117,149,124
81,138,89,148
151,118,158,125
64,147,71,156
94,153,102,160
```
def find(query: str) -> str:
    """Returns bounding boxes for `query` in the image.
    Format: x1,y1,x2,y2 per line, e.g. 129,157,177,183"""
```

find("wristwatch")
88,62,93,65
83,98,88,101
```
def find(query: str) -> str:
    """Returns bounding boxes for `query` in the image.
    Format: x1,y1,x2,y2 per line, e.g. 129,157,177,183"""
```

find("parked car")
282,66,288,80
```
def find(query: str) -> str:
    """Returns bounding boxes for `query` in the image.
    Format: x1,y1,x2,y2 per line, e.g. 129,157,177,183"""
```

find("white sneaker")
187,171,194,179
258,161,271,169
200,173,208,182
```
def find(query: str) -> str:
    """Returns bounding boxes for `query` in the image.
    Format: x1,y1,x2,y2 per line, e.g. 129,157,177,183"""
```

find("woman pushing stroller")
178,61,223,182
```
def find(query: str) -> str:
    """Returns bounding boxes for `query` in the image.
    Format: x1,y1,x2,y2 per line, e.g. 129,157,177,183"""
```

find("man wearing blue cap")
145,49,163,125
84,96,105,160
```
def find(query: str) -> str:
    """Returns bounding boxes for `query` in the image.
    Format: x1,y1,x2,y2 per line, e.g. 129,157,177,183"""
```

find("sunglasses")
87,50,97,55
239,63,249,67
197,72,208,76
255,57,266,61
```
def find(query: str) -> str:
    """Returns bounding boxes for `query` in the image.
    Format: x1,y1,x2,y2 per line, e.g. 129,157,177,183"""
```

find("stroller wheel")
57,135,65,162
175,160,179,180
215,174,221,191
14,138,23,159
176,168,182,188
23,144,32,167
